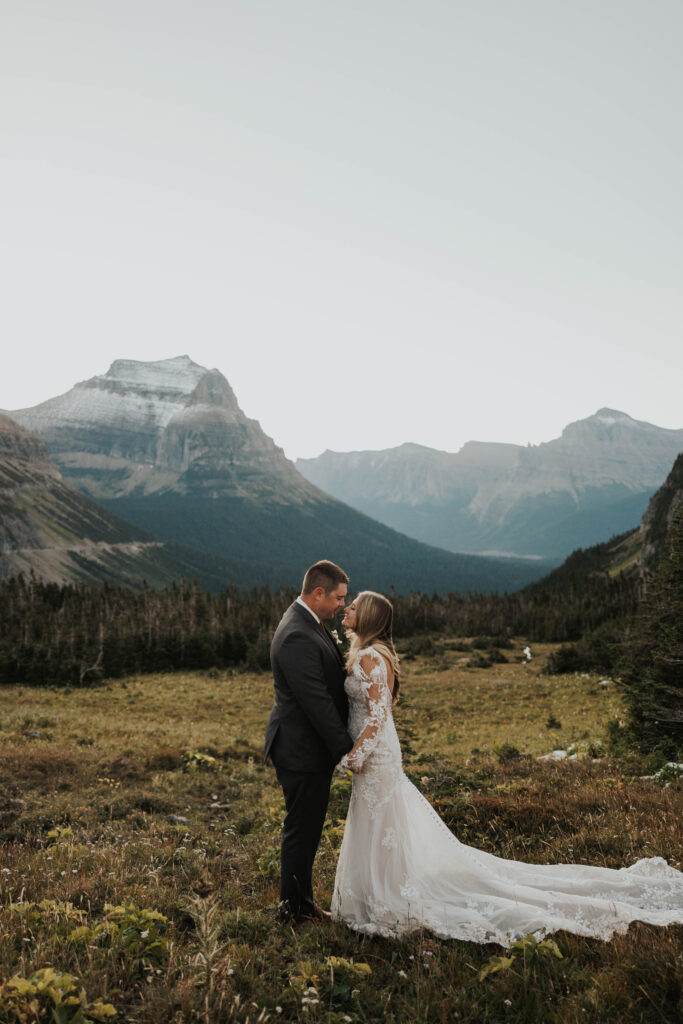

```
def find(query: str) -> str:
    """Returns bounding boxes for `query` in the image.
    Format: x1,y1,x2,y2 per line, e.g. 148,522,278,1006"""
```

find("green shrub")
547,621,623,676
471,635,514,650
494,742,521,763
546,643,582,674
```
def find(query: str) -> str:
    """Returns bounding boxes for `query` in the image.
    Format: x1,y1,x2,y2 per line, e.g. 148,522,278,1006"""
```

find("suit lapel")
292,601,345,668
320,623,345,666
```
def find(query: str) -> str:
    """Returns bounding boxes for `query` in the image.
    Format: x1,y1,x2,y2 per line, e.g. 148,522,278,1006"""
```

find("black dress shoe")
301,904,332,922
276,901,332,925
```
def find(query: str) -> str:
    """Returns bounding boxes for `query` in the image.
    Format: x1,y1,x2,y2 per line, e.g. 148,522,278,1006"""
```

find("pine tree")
619,509,683,755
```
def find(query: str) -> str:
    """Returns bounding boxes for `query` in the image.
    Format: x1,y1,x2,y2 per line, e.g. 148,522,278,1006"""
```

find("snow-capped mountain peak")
101,355,207,394
7,356,309,502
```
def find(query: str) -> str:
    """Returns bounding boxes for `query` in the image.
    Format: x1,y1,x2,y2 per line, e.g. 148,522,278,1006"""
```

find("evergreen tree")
619,510,683,755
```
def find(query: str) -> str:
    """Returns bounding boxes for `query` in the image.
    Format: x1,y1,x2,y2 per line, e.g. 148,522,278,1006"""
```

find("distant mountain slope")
297,410,683,560
525,452,683,596
8,357,549,594
0,412,271,590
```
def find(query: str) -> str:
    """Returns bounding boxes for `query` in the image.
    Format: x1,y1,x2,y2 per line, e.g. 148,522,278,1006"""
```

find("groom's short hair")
302,560,349,595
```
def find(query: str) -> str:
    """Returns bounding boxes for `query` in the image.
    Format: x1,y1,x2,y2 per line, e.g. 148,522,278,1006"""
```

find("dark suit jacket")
264,601,353,772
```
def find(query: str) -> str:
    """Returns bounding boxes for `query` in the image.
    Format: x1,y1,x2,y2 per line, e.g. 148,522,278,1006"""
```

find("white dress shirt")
296,595,321,624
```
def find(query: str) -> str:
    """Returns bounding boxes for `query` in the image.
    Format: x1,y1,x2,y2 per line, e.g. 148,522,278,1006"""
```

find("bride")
331,591,683,945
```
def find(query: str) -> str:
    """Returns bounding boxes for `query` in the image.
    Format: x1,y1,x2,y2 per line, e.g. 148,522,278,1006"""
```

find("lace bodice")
339,646,402,818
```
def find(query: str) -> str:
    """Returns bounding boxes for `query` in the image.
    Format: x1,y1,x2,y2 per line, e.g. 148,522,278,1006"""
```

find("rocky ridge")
297,409,683,560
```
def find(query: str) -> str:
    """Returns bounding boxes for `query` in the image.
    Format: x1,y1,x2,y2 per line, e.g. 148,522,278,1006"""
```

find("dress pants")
275,764,334,920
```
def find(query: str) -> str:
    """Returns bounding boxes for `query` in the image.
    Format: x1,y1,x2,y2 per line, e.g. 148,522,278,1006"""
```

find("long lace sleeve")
340,649,392,772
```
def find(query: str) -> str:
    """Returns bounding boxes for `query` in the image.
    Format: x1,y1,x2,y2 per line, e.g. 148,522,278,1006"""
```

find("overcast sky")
1,1,681,460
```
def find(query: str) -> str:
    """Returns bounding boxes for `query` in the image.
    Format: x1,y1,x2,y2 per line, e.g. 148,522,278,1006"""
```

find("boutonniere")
330,629,343,646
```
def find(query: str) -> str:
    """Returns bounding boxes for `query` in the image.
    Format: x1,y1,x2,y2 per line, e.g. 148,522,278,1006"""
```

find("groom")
264,559,354,923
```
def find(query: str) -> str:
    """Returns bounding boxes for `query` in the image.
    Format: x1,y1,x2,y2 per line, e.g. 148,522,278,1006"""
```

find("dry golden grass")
0,638,681,1023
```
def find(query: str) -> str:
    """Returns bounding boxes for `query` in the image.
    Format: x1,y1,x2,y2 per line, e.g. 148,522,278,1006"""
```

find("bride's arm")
340,651,392,772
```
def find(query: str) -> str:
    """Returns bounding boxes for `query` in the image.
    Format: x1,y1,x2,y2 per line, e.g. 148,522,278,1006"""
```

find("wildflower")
397,970,407,978
504,999,512,1006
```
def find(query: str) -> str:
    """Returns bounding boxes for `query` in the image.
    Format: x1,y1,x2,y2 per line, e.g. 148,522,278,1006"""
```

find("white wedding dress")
331,646,683,945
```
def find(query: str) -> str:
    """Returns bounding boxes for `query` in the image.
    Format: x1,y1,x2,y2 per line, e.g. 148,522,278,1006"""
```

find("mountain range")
4,357,548,594
296,410,683,561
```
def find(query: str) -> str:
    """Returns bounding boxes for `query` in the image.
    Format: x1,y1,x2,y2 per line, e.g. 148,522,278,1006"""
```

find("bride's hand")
339,751,363,773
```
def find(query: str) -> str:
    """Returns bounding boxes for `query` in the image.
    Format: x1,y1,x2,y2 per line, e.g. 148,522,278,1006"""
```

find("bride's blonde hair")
346,591,400,702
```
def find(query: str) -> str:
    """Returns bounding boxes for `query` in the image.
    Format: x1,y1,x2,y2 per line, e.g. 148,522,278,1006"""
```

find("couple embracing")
264,560,683,945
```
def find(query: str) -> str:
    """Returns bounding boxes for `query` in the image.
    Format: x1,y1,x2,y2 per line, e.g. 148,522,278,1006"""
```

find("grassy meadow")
1,637,681,1023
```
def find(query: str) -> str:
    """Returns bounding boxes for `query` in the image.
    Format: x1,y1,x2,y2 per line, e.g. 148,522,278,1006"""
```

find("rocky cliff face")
297,409,683,560
0,411,152,582
0,412,263,590
11,356,313,502
638,453,683,576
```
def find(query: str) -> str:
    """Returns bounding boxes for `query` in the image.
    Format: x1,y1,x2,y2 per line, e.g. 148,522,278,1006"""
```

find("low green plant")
8,900,87,948
325,955,372,1005
0,967,116,1022
289,957,372,1012
10,899,87,927
479,933,563,985
69,903,167,974
254,847,279,878
46,824,74,844
182,750,218,771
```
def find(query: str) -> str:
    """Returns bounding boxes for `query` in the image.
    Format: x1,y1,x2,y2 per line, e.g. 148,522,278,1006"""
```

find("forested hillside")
2,454,680,689
0,562,635,687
